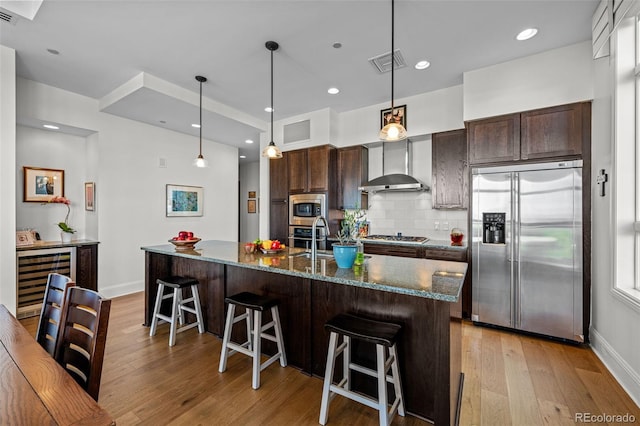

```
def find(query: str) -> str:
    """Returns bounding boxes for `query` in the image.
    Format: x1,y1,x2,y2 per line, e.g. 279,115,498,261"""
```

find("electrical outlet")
434,221,440,231
443,221,449,231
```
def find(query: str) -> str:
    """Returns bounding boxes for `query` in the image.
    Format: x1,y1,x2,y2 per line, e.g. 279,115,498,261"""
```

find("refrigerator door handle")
512,172,520,328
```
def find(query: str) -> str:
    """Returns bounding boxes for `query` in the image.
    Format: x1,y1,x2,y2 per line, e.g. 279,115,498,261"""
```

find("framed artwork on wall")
23,166,64,202
84,182,95,211
248,191,256,199
166,184,203,217
248,199,257,214
380,104,407,131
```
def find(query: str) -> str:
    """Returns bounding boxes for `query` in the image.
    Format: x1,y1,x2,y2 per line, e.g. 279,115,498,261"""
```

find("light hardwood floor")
21,292,640,425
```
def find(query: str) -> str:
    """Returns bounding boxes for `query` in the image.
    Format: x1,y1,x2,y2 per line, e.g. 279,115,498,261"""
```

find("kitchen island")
141,240,467,425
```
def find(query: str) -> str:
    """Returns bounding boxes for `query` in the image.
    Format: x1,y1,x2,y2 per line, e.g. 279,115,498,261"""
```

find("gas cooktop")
364,235,429,243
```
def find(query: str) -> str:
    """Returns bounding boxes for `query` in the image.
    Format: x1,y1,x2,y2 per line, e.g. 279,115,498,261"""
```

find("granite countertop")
16,239,100,251
327,236,467,251
141,240,467,302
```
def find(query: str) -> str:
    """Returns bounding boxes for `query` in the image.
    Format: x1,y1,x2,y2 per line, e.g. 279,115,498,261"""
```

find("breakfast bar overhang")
141,240,467,425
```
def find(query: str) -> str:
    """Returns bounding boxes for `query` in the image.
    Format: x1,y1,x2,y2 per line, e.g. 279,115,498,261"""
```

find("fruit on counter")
261,240,272,250
270,240,281,250
244,242,256,253
253,238,262,246
172,231,198,241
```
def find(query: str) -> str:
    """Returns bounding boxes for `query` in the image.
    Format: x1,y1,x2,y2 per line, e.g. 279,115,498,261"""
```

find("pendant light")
194,75,208,167
379,0,407,142
262,41,283,159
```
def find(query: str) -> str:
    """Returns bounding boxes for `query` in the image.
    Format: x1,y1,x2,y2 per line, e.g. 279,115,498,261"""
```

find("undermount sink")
291,251,334,259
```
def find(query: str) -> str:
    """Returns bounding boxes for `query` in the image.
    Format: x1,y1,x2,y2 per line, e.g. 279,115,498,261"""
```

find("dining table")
0,304,114,425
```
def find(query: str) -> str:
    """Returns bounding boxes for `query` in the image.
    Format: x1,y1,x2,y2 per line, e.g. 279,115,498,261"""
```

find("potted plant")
332,207,365,268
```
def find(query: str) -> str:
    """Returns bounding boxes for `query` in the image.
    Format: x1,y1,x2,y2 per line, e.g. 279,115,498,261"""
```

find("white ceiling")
0,0,599,162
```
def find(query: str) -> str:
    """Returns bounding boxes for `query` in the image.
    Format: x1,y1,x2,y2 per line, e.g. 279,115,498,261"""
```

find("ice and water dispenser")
482,213,505,244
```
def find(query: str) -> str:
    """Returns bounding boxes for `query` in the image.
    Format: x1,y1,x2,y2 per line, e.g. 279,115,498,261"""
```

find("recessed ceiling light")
333,42,342,49
240,155,247,159
415,60,430,70
43,124,59,130
328,87,340,95
192,123,200,128
46,48,59,55
245,139,254,144
265,107,274,112
516,28,538,41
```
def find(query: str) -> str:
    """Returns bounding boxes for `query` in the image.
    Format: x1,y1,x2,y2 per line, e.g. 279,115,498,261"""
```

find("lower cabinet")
363,243,424,258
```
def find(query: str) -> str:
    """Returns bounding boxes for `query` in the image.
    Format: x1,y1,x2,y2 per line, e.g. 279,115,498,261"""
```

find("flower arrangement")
336,207,366,245
49,196,76,233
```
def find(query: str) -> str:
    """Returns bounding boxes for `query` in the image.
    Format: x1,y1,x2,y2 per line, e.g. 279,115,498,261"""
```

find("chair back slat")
35,273,74,356
55,287,111,401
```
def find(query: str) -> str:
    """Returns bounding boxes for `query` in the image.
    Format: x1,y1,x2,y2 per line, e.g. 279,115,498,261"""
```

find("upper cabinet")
432,129,468,209
288,145,336,193
467,101,590,165
337,146,368,210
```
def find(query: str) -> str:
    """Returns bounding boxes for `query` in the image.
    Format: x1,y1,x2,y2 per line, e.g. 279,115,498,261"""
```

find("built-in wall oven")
288,193,328,249
289,226,328,250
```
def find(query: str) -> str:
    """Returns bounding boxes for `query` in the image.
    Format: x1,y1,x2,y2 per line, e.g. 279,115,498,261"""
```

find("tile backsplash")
363,191,468,242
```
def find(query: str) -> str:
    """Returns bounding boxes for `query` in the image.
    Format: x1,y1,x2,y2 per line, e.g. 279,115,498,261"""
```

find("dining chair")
55,286,111,401
35,273,75,357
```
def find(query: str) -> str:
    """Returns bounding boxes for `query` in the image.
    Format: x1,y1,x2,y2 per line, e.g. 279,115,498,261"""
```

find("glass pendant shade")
261,41,283,159
379,0,407,142
262,141,283,158
194,75,208,167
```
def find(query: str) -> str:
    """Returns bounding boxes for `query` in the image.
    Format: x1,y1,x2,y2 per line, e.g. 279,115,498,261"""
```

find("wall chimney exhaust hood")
359,139,429,193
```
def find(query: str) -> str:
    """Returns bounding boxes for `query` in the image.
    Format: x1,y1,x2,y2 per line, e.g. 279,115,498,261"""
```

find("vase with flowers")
49,196,76,242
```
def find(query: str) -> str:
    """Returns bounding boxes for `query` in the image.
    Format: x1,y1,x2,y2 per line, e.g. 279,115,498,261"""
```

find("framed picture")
248,199,257,214
23,166,64,202
16,230,36,247
248,191,256,199
380,104,407,130
166,184,203,217
84,182,95,211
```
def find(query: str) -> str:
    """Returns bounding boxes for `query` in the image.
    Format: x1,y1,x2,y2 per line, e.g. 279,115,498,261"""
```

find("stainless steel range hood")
359,139,429,193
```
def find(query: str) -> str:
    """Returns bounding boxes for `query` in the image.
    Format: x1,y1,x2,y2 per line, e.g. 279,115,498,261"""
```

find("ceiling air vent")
368,49,406,74
283,119,311,144
0,8,17,25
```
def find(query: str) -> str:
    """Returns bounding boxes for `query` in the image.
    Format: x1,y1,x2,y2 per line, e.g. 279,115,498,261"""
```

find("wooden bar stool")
149,276,204,347
319,313,405,426
218,292,287,389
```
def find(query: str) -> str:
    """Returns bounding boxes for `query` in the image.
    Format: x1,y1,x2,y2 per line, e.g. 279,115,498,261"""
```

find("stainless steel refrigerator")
471,160,583,342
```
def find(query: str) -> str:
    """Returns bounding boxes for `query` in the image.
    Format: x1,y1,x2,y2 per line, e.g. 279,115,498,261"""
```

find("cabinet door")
287,150,308,193
76,244,98,291
363,243,424,258
432,129,468,209
467,113,520,164
270,200,289,243
520,102,587,160
307,146,333,192
270,153,288,201
337,146,368,210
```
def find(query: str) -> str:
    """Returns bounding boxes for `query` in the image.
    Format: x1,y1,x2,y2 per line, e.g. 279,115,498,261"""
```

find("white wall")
239,161,260,242
0,45,17,312
589,53,640,404
12,78,239,299
463,41,594,121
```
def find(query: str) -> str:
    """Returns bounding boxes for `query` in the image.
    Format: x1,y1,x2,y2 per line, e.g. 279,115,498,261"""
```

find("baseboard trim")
590,326,640,407
98,280,143,299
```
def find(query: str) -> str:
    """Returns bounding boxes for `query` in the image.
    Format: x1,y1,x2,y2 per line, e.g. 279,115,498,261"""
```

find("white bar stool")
319,313,405,426
218,291,287,389
149,276,204,347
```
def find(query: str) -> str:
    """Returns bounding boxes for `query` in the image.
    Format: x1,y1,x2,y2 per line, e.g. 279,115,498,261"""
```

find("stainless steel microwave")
289,193,326,226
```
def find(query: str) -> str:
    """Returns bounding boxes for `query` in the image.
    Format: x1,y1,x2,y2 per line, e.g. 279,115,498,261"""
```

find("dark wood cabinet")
337,146,368,210
363,243,425,258
269,153,289,243
467,102,589,165
520,102,587,160
424,247,467,262
76,243,98,291
432,129,468,209
288,145,335,193
467,113,520,164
